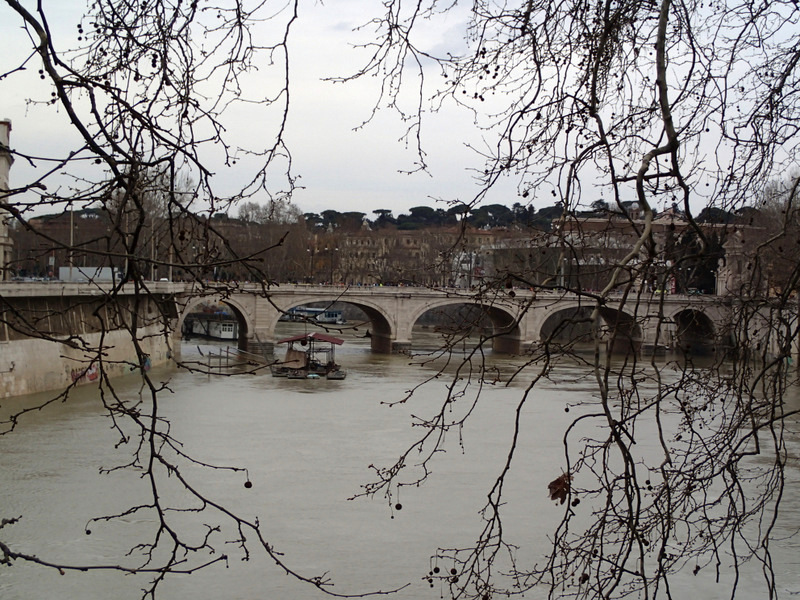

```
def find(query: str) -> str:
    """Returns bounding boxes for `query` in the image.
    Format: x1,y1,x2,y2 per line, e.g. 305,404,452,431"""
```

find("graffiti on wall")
70,363,99,383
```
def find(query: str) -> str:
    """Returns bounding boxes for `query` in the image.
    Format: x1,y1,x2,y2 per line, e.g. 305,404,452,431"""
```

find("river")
1,324,798,599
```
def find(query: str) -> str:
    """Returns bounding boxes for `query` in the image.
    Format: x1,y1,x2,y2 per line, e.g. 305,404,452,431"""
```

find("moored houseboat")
270,332,347,380
278,306,346,325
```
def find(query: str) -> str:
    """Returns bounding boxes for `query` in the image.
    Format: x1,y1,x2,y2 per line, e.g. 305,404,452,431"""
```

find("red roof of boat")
277,332,344,345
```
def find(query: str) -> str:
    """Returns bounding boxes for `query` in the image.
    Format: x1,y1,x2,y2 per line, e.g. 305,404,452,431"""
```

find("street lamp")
324,246,338,284
306,246,316,283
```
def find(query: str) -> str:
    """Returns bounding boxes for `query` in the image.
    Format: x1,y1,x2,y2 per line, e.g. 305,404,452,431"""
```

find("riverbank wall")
0,325,176,398
0,282,181,399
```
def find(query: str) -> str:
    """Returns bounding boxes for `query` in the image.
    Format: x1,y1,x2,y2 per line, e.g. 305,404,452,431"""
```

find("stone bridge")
175,283,733,356
1,280,790,399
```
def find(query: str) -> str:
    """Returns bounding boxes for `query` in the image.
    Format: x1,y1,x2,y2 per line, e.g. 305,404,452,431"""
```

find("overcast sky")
1,1,523,219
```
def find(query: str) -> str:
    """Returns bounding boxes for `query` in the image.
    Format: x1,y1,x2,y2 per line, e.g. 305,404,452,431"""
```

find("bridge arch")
264,295,397,354
671,308,716,355
177,295,255,351
537,302,643,354
403,297,521,354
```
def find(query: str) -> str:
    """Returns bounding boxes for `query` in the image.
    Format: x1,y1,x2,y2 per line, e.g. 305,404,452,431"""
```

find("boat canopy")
277,332,344,345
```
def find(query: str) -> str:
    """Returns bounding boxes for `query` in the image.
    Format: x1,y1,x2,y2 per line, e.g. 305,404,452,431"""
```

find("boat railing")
237,347,270,364
202,346,269,371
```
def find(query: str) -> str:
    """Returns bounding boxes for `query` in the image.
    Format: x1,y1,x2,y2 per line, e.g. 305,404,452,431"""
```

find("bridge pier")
391,341,412,354
245,336,274,358
492,335,522,354
366,330,403,354
606,335,643,355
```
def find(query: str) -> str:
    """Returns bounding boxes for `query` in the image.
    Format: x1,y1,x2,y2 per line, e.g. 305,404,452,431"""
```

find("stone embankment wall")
0,326,175,398
0,291,178,399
